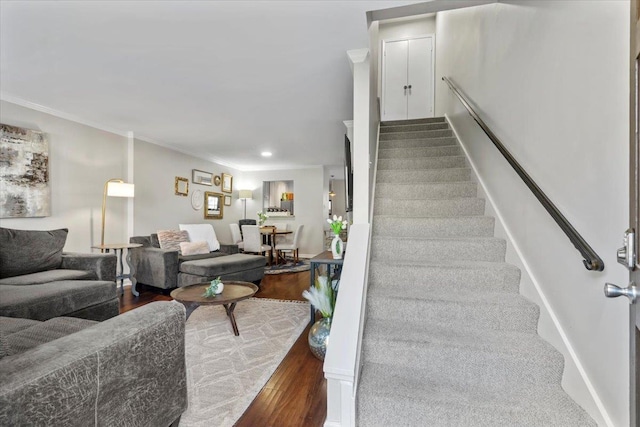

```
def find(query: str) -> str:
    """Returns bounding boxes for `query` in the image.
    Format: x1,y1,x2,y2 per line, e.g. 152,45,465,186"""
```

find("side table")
92,243,143,297
309,250,343,324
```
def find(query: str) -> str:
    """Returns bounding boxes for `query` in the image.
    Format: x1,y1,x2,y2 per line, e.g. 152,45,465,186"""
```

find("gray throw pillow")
0,227,68,279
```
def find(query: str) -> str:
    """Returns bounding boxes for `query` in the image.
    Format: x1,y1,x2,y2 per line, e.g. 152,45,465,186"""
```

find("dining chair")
229,223,244,251
242,225,271,266
238,219,257,238
275,224,304,264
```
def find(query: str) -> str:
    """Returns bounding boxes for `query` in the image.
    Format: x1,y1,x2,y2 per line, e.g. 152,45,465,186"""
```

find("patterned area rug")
264,258,310,275
179,298,309,427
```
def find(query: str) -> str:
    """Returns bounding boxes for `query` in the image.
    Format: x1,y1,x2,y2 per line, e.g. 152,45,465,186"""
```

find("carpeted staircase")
356,117,596,426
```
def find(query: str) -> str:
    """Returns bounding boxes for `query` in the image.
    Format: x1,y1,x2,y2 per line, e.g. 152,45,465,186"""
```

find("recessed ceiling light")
261,151,272,157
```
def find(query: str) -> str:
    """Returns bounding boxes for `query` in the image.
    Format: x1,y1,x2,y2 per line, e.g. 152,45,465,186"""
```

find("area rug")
264,258,310,275
178,298,309,427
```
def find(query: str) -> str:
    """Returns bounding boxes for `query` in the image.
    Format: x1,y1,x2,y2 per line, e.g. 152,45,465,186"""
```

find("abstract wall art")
0,124,50,218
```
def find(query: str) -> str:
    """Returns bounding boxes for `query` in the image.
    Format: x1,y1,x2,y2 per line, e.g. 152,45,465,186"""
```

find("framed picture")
224,195,232,206
192,169,213,186
204,191,224,219
214,175,221,186
222,173,233,193
175,176,189,196
0,124,50,218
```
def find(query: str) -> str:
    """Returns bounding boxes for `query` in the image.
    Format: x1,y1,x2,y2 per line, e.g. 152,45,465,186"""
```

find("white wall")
133,139,243,244
240,167,325,257
0,100,129,252
435,2,629,425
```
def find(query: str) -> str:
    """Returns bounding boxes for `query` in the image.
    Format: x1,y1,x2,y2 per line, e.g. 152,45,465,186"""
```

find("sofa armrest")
61,252,117,282
130,246,179,289
219,243,239,254
0,301,187,426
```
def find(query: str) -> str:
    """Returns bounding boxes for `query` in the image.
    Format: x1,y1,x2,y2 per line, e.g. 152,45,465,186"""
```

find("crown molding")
1,92,129,137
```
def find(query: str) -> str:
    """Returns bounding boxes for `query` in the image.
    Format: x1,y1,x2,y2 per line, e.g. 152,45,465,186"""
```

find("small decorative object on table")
257,211,268,226
327,215,347,260
202,277,224,297
302,276,338,360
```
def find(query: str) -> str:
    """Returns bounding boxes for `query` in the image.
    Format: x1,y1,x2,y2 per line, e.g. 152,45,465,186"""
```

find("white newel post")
347,49,370,225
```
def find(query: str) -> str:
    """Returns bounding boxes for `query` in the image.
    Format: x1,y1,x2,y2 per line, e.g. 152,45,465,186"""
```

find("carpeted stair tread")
363,320,564,386
372,235,506,262
372,215,494,237
380,122,449,133
366,289,539,332
368,260,520,291
376,181,477,199
379,136,458,149
381,117,446,126
378,144,461,158
380,128,453,140
364,318,556,355
378,155,467,170
376,167,472,183
358,363,595,427
373,197,485,216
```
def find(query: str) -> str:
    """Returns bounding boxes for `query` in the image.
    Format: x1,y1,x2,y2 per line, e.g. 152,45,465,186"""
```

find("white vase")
215,282,224,294
331,234,343,259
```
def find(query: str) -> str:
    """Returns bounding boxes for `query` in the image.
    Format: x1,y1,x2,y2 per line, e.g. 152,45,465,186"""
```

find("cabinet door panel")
407,37,434,119
382,40,408,121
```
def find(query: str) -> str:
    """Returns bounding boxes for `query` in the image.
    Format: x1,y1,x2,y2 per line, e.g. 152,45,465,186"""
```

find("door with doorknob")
382,35,435,121
604,1,640,424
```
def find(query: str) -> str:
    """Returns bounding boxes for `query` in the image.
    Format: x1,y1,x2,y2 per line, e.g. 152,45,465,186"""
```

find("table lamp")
101,178,135,247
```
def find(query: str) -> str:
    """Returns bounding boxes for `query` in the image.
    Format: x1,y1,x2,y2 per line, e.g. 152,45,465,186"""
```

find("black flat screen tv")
344,134,353,212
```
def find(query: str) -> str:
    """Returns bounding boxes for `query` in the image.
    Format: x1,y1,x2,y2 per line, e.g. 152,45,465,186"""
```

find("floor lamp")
239,190,253,219
101,178,135,248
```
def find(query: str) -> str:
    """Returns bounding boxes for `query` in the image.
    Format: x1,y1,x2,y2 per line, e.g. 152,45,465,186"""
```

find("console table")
92,243,143,297
309,250,343,324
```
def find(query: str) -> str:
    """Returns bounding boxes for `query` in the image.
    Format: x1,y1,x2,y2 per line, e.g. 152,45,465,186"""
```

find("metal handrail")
442,76,604,271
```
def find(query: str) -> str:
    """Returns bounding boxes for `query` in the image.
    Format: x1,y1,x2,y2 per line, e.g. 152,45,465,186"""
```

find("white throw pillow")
179,224,220,252
179,241,210,256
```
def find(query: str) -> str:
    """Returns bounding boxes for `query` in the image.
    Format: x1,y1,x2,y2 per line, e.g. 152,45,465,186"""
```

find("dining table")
259,226,293,265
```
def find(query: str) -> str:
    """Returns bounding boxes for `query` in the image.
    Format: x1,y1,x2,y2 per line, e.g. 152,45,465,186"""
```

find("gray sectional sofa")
130,233,266,290
0,227,189,426
0,227,119,321
0,301,188,426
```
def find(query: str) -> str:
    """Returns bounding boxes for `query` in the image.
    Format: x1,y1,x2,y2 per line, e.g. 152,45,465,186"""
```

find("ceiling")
0,0,419,171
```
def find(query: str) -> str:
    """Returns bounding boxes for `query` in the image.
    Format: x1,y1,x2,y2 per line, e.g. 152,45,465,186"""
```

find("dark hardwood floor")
119,270,326,427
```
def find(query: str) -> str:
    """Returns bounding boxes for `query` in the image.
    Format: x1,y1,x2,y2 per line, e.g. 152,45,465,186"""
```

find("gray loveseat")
0,301,188,426
0,227,119,321
130,233,266,290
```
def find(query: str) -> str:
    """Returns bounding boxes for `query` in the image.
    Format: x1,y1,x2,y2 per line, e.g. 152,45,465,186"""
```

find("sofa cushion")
178,252,227,263
0,280,116,321
180,254,266,277
0,269,95,286
0,228,68,279
179,241,209,256
179,224,220,252
157,230,190,251
1,316,97,358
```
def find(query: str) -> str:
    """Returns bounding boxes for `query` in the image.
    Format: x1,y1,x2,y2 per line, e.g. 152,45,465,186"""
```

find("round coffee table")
170,281,258,336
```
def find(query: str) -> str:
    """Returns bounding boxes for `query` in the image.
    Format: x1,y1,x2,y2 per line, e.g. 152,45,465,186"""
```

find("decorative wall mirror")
204,191,224,219
175,176,189,196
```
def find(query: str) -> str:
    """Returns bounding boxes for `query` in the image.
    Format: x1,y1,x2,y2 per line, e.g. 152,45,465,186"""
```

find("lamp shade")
239,190,253,200
107,182,135,198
